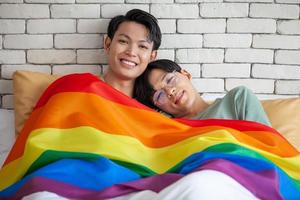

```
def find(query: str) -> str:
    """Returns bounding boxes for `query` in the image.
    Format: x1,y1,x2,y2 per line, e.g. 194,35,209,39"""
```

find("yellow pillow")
13,70,60,136
12,70,300,151
262,98,300,151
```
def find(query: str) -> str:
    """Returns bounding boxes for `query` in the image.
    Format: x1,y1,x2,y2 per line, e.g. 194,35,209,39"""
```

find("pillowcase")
12,70,300,150
13,70,60,136
262,98,300,150
0,109,15,166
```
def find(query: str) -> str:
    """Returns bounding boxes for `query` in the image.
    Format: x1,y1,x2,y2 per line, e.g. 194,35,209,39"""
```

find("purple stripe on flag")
7,159,281,200
8,174,182,200
196,159,283,200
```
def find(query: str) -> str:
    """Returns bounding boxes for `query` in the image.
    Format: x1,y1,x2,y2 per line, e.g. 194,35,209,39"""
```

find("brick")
0,20,25,34
76,0,123,2
1,65,51,79
55,34,102,49
127,0,172,2
0,80,13,94
276,81,300,94
25,0,75,3
277,20,300,34
253,35,300,50
176,0,223,2
176,49,224,63
78,19,109,33
77,49,107,64
227,18,276,33
225,0,272,2
250,4,299,19
151,4,199,18
158,20,176,33
4,35,53,49
52,65,101,75
178,19,226,33
252,64,300,79
204,34,252,48
161,34,202,48
2,95,13,109
203,64,250,78
0,50,25,64
275,0,300,3
225,49,273,63
101,4,148,18
157,49,175,60
0,4,49,18
226,79,274,93
28,19,76,34
275,50,300,65
0,0,23,3
192,78,224,93
28,50,76,64
51,5,100,18
179,63,201,78
200,3,248,18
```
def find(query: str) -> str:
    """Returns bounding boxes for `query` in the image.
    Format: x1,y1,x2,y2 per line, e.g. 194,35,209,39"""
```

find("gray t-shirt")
193,86,271,126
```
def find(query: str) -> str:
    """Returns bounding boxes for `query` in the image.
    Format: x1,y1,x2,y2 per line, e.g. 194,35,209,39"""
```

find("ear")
180,69,192,80
104,34,111,54
150,50,157,62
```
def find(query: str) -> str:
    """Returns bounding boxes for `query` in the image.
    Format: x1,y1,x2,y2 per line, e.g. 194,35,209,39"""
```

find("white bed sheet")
21,170,258,200
0,109,15,167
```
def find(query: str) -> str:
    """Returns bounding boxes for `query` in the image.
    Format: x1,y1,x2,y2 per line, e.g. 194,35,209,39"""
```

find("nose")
125,44,137,57
165,86,176,98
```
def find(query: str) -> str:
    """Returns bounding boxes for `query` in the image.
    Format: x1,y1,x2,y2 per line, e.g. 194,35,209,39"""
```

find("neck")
103,72,135,97
179,95,209,119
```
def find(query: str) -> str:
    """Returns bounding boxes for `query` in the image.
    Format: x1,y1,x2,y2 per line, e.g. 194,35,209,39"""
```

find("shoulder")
223,86,257,103
227,86,253,96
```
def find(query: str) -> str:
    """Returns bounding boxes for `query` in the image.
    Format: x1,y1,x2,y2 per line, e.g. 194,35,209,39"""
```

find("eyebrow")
118,33,151,43
160,72,168,85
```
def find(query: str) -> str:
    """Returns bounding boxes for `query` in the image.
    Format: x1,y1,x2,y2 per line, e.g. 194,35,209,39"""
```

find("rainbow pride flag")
0,73,299,199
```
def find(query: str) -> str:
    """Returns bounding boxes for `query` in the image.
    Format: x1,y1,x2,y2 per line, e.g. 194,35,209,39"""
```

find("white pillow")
0,109,15,167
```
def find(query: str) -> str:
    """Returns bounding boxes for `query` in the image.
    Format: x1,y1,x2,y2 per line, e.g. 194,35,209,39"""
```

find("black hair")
134,59,182,110
107,9,161,50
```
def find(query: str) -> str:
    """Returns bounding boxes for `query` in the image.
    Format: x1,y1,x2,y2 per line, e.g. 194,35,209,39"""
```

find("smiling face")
148,68,199,117
104,21,157,81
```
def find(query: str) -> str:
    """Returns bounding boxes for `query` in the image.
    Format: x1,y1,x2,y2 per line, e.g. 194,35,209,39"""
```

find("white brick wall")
227,18,276,33
27,50,76,64
225,49,273,63
27,19,76,33
177,49,224,63
200,3,249,18
203,34,252,48
0,20,25,34
277,20,300,34
250,4,299,19
0,1,299,109
151,4,198,18
178,19,226,33
4,34,53,49
54,34,102,49
161,34,203,48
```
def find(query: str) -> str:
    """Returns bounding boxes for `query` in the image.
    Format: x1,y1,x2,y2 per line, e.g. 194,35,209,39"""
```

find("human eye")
118,39,128,44
139,44,149,50
153,90,164,104
166,73,175,85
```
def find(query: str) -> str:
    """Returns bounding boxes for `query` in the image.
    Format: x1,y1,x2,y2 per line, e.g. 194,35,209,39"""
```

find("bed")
0,71,299,199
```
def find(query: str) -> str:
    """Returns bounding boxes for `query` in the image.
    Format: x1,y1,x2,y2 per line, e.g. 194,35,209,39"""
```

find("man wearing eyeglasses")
134,59,271,126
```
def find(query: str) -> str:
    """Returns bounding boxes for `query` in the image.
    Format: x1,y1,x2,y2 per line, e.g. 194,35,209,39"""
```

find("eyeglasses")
152,71,178,105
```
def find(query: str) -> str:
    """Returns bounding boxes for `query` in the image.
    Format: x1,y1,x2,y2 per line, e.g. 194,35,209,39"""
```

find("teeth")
121,59,136,66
